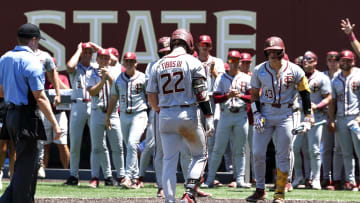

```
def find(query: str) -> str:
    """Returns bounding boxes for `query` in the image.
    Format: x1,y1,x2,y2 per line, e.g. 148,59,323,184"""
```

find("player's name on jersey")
160,60,182,70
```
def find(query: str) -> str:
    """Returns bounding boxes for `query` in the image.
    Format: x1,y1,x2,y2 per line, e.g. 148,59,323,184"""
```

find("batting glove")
298,116,313,134
205,116,215,137
254,112,265,134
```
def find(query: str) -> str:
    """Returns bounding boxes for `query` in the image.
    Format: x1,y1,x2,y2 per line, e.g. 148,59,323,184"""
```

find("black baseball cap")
17,23,45,40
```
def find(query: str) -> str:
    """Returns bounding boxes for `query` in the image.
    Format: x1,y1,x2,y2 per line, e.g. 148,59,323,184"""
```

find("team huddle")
1,18,360,203
61,18,360,203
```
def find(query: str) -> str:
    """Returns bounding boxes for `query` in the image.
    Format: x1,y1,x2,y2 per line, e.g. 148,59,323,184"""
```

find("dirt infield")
36,198,359,203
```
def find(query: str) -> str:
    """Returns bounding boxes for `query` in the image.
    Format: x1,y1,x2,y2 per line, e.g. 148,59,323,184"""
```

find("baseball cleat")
64,176,80,186
120,177,133,189
38,164,46,178
311,180,321,190
104,177,115,186
285,182,293,192
180,192,196,203
237,181,251,188
200,182,213,188
291,177,305,188
88,177,99,188
157,188,164,198
344,181,358,192
246,188,266,202
228,181,237,188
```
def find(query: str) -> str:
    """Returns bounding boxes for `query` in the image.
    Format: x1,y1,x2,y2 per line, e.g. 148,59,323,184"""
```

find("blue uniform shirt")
0,45,45,105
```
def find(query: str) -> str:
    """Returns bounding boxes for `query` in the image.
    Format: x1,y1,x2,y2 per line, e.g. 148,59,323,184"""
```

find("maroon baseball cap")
81,42,93,50
339,50,355,60
327,51,338,60
108,47,119,57
124,52,137,60
240,52,252,62
199,35,212,45
97,48,110,56
304,51,318,61
228,50,241,59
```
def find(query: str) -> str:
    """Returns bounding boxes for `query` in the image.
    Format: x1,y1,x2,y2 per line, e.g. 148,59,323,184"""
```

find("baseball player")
106,52,148,189
147,28,214,203
138,36,172,196
43,60,70,170
196,34,225,186
323,51,344,190
246,36,313,203
302,51,332,189
329,50,360,191
86,48,124,188
34,47,61,178
64,42,95,186
203,50,251,188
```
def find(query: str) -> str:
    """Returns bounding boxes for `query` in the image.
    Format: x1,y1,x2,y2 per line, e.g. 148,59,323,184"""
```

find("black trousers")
0,108,40,203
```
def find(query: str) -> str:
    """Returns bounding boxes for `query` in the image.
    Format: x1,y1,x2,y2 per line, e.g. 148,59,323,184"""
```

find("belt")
8,103,37,111
124,109,146,114
72,99,91,103
262,103,293,108
161,104,194,109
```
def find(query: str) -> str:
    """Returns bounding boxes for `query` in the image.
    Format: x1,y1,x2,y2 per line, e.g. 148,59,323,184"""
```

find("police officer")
0,23,61,203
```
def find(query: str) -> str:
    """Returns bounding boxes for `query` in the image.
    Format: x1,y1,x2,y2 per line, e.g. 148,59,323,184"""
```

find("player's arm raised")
341,18,360,58
87,71,106,96
67,42,83,74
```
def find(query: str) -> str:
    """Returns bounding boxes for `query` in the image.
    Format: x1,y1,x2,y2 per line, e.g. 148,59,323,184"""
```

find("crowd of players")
1,18,360,203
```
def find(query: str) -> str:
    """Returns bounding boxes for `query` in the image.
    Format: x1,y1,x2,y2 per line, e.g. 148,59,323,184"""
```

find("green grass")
1,180,360,201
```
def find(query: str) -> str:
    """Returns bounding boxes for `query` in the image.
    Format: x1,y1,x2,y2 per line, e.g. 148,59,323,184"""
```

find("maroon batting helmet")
158,37,171,53
264,36,285,59
170,28,194,54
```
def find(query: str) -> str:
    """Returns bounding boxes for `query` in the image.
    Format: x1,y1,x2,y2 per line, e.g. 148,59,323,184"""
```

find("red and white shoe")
228,181,237,188
195,186,212,197
157,188,164,198
88,177,99,188
180,192,196,203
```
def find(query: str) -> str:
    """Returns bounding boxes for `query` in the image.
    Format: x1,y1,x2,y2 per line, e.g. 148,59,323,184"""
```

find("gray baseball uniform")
331,68,360,183
68,62,93,178
112,70,148,179
87,65,124,179
251,60,305,189
199,55,224,165
147,54,207,202
323,70,343,182
205,72,251,186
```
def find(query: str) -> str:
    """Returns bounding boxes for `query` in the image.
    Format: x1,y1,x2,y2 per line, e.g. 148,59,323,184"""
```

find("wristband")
348,32,357,42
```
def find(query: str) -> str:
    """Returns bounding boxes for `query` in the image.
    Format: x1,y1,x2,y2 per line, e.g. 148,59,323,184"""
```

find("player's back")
151,54,205,107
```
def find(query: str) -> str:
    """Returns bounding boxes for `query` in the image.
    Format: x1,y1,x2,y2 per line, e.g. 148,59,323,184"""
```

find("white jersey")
35,49,56,72
145,60,157,82
213,72,251,112
308,70,332,105
69,62,95,100
198,55,225,95
323,69,341,80
111,70,147,113
251,60,305,105
331,68,360,116
87,65,122,112
147,53,206,107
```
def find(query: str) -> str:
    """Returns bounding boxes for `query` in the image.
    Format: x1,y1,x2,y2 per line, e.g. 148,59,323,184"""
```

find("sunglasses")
228,58,240,64
303,56,315,62
199,42,210,47
327,54,337,60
